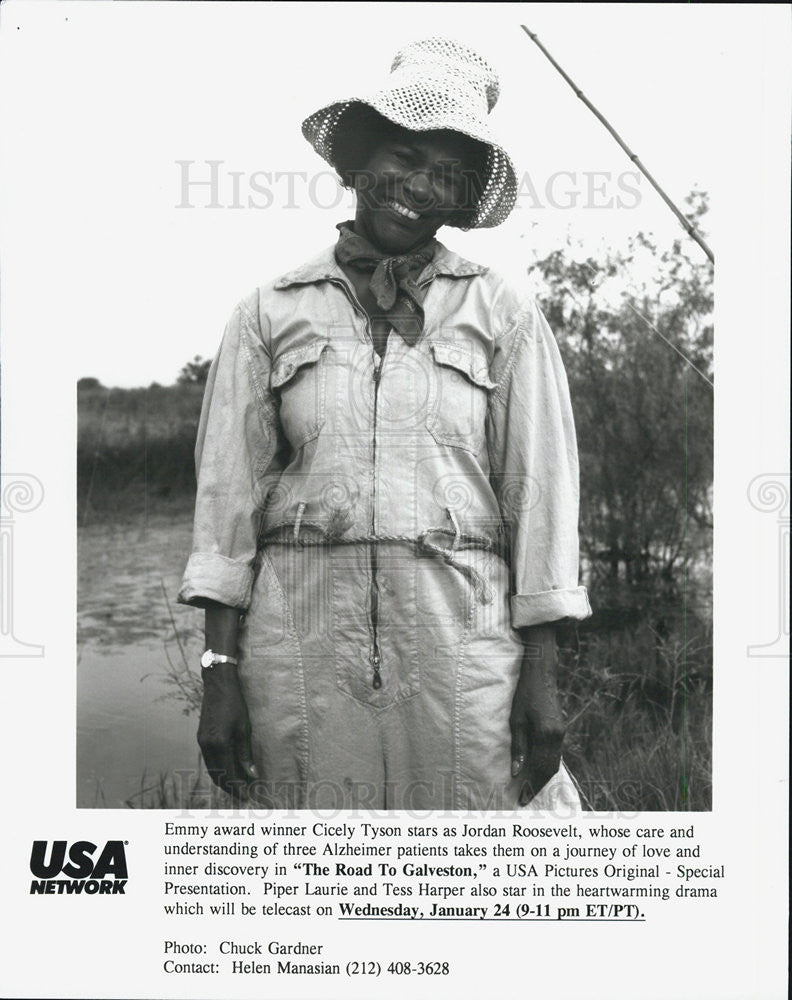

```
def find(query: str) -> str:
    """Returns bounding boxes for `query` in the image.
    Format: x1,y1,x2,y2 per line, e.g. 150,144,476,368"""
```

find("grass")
558,616,712,811
78,382,203,521
121,756,234,810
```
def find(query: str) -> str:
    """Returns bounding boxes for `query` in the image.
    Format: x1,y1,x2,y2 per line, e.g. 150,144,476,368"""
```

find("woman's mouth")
384,198,421,221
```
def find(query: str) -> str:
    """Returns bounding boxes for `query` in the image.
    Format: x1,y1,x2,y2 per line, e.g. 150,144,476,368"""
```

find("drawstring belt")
416,506,493,604
415,535,493,604
260,506,494,604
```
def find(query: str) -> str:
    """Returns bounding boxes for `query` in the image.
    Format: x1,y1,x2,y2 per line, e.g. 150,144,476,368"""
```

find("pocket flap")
271,338,329,389
430,341,497,390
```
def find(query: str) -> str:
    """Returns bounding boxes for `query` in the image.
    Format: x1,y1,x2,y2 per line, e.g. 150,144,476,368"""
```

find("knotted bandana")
334,221,437,346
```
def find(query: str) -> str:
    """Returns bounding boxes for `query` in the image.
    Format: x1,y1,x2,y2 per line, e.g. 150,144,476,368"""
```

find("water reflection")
77,517,203,808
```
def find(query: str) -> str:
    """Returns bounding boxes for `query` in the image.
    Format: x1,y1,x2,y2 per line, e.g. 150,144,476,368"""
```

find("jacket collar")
273,240,487,290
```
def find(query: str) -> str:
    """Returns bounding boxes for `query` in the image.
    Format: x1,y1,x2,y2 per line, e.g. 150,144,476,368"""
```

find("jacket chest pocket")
271,338,329,448
426,341,497,454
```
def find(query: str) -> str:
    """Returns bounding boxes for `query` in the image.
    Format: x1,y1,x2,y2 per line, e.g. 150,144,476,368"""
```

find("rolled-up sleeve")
487,298,592,629
177,294,282,610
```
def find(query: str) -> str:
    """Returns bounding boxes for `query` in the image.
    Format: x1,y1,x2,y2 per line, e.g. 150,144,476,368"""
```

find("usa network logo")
29,840,128,895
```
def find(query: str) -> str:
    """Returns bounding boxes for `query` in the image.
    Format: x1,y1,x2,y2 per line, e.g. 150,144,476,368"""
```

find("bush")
77,381,205,520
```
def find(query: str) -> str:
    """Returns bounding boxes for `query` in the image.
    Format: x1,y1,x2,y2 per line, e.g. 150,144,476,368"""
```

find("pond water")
77,513,206,807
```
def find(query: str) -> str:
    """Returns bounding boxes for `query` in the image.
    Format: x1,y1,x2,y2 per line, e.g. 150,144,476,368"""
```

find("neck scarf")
334,221,437,346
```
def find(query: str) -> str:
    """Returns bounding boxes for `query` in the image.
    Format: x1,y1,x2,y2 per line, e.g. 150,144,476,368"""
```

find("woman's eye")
437,173,464,199
431,163,463,189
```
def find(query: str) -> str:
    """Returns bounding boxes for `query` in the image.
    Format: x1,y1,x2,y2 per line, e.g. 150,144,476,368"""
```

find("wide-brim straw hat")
301,37,517,229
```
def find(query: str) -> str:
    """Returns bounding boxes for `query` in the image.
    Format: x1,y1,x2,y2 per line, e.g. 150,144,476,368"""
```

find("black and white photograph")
0,3,788,999
72,8,717,814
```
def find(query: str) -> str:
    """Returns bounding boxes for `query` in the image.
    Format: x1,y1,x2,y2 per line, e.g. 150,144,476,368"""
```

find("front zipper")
369,354,384,688
328,276,386,690
328,271,434,690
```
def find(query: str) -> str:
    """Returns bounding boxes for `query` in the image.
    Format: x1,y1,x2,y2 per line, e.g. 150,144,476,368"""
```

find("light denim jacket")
178,240,591,629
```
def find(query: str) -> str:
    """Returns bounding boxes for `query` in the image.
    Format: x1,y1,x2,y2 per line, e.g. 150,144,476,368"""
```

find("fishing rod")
521,25,715,265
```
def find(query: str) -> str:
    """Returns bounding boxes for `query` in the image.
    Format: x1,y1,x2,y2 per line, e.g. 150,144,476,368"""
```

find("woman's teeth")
386,199,420,220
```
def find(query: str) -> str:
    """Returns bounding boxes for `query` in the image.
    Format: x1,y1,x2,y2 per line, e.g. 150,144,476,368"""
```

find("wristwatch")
200,649,239,670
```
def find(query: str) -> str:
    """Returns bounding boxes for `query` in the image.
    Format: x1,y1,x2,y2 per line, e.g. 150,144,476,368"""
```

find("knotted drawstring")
416,507,493,604
419,534,493,604
265,508,494,605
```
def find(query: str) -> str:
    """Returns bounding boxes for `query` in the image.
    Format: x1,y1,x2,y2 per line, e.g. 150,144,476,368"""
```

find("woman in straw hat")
179,37,591,810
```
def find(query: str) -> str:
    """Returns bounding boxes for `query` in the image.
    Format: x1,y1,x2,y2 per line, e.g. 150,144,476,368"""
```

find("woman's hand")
197,601,257,800
198,663,258,800
510,623,565,805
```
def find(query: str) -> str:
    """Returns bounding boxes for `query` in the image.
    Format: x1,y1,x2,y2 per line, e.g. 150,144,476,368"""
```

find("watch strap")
201,649,239,669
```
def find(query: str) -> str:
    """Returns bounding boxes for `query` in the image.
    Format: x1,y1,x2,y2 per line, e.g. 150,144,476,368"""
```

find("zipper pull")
370,649,382,689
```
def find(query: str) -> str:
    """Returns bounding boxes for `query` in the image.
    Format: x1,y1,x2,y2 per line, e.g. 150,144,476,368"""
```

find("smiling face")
333,107,487,254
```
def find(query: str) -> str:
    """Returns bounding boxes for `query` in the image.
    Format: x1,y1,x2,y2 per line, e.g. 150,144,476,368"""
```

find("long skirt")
237,539,581,813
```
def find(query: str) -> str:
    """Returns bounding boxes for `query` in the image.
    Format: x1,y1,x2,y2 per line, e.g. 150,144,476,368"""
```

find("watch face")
200,650,213,669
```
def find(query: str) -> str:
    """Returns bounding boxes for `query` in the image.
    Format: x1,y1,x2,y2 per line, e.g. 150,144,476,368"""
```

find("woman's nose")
404,169,434,210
